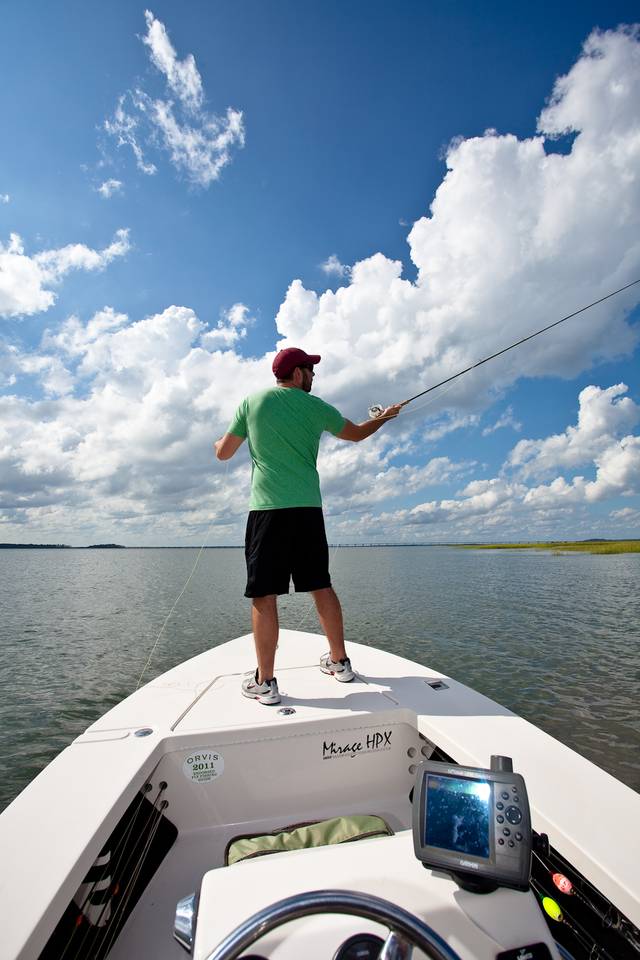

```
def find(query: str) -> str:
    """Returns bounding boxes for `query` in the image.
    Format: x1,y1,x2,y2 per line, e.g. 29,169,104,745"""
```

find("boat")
1,629,639,960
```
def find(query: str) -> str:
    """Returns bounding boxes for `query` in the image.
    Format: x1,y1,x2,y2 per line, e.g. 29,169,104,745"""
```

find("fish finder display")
425,775,491,859
414,758,532,892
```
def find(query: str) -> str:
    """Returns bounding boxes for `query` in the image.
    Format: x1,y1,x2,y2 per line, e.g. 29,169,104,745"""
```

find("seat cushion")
225,814,393,866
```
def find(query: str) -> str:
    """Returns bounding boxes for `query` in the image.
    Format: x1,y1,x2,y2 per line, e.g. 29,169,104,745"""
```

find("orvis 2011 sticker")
182,750,224,783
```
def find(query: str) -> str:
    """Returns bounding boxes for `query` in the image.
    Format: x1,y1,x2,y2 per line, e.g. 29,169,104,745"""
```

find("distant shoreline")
0,543,125,549
461,540,640,555
1,540,638,552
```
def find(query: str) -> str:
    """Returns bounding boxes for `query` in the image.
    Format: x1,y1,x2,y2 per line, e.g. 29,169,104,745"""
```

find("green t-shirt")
227,387,345,510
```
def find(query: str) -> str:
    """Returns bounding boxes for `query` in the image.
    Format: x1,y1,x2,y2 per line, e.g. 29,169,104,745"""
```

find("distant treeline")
0,543,125,549
0,543,72,549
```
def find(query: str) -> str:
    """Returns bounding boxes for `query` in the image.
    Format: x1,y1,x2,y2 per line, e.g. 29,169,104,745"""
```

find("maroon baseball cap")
272,347,321,379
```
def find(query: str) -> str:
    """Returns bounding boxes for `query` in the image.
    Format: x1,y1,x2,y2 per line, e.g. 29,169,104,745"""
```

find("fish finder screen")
425,775,491,859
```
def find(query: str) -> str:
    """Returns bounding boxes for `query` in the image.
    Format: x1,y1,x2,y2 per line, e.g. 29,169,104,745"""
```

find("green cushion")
225,814,393,866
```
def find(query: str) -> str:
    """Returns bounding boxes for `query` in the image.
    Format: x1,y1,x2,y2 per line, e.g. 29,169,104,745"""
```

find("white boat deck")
1,630,638,960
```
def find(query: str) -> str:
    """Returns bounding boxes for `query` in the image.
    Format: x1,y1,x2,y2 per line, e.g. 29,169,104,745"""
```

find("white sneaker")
320,653,355,683
241,670,281,705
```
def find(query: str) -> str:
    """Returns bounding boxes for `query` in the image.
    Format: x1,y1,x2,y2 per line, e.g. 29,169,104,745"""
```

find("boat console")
175,757,557,960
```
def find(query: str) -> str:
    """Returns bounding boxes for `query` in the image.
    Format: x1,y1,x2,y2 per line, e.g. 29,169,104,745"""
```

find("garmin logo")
458,859,479,870
517,951,534,960
322,730,392,760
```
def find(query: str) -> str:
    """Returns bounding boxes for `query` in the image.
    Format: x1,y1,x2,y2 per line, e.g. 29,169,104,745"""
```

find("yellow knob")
542,897,563,922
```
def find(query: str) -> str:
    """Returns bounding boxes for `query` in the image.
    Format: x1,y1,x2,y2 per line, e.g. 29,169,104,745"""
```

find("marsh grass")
461,540,640,555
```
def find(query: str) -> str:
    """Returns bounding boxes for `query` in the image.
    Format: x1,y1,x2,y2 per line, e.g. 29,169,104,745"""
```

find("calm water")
1,546,638,810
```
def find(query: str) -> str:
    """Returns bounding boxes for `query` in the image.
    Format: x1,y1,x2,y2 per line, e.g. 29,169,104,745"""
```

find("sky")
1,0,639,546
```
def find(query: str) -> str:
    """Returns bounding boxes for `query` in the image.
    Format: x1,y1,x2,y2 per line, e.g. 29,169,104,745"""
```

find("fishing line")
134,458,231,691
368,278,640,420
291,541,342,635
395,368,476,425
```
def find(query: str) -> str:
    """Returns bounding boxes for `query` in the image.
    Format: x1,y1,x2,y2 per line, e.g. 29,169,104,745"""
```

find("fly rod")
368,277,640,419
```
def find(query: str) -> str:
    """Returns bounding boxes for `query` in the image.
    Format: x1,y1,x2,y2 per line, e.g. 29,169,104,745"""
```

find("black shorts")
244,507,331,597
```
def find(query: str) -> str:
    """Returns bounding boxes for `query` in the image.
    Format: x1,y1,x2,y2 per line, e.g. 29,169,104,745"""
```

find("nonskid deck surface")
106,829,226,960
79,630,442,740
86,629,455,734
174,659,405,730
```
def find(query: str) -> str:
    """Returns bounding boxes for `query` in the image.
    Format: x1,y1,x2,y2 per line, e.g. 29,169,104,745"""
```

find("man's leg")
252,594,279,682
312,587,347,662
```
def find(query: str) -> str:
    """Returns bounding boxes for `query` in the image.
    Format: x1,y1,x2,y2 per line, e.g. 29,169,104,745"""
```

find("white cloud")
586,435,640,501
35,229,131,280
524,435,640,506
0,306,267,539
424,413,480,442
0,194,9,204
104,95,158,176
403,479,527,527
0,300,472,543
97,179,123,198
510,383,640,509
141,94,244,186
344,378,640,539
321,255,350,278
275,26,640,429
319,432,473,512
508,384,638,479
2,285,638,542
142,9,203,112
482,406,522,436
201,302,254,350
0,230,131,319
610,506,639,520
609,506,640,531
523,476,586,508
104,12,244,188
538,25,640,143
14,354,75,398
3,25,640,544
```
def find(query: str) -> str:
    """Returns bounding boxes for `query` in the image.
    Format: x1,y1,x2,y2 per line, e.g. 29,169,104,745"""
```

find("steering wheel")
204,889,463,960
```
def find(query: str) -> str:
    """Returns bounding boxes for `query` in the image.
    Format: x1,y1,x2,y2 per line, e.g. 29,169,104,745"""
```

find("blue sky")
1,1,639,545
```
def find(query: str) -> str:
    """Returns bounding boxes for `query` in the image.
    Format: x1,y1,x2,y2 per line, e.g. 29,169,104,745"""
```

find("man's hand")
337,403,402,442
378,403,402,421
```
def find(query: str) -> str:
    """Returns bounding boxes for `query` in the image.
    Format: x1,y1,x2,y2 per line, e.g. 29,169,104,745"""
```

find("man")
215,346,401,704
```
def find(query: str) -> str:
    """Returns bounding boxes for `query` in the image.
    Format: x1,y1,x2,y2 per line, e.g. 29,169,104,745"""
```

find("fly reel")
368,404,384,419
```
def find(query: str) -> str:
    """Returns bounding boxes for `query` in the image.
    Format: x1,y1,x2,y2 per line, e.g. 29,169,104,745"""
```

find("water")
1,546,638,810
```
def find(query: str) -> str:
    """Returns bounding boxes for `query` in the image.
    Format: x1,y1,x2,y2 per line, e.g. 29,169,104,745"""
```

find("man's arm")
214,433,245,460
336,404,402,442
